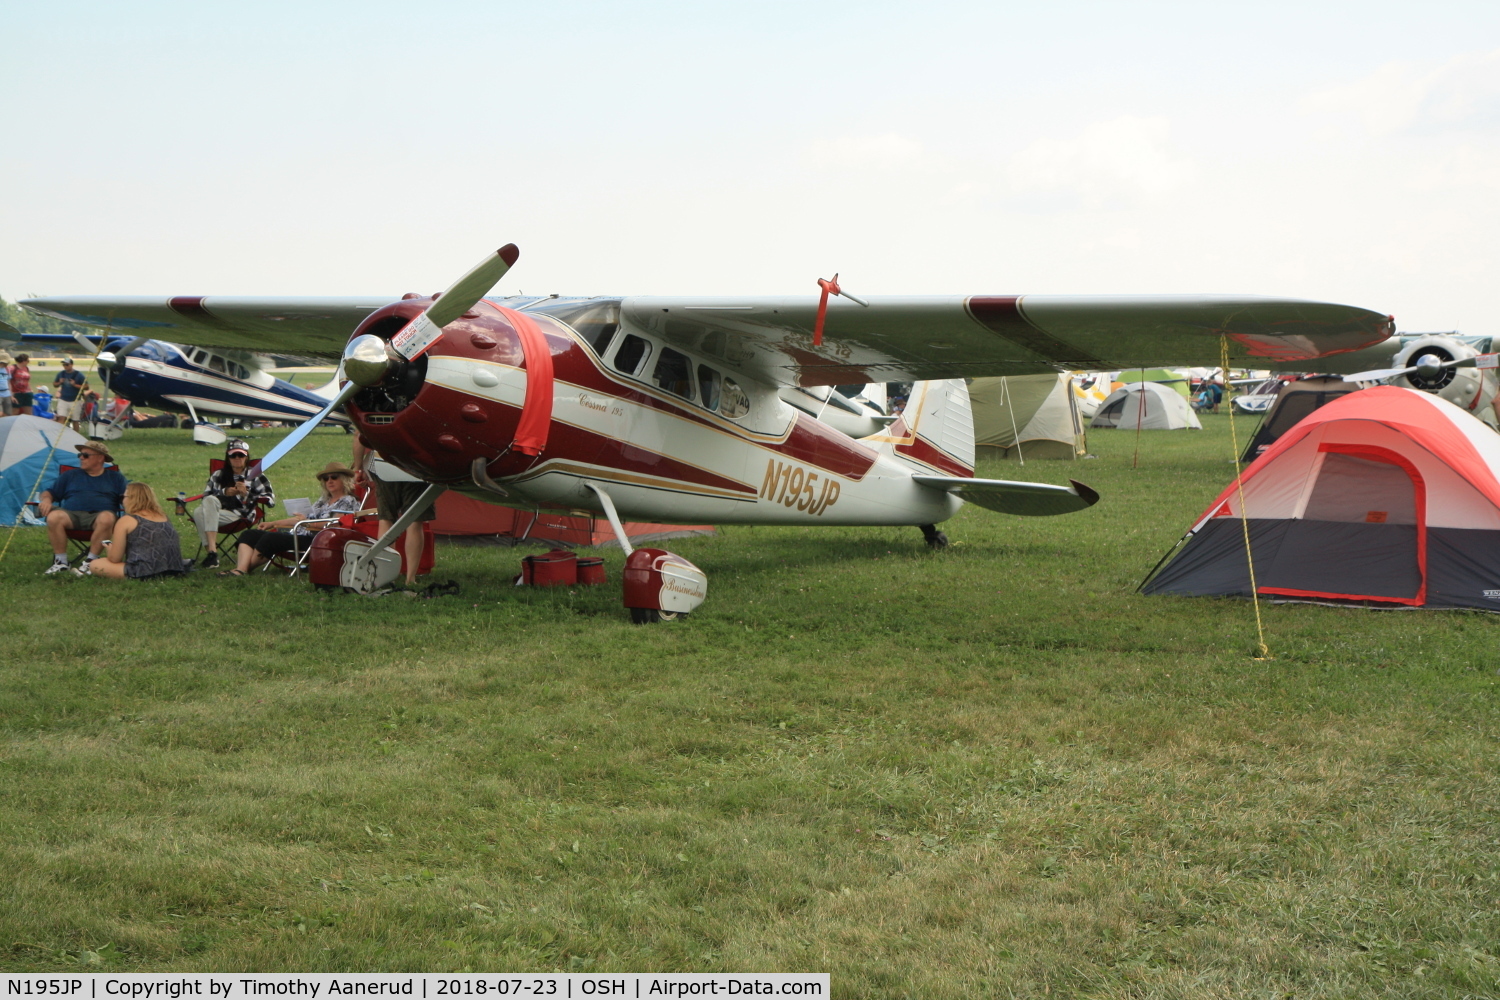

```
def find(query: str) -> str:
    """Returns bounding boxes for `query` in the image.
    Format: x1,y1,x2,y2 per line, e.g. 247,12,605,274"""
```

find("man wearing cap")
37,441,128,574
52,358,89,428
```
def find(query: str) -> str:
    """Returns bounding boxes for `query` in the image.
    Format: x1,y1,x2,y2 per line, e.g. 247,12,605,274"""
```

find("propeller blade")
390,244,520,360
115,335,151,360
1343,366,1414,382
1343,356,1476,383
256,381,360,475
71,331,99,354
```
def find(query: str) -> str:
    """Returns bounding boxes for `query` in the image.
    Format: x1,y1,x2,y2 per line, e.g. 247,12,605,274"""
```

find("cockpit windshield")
525,298,622,355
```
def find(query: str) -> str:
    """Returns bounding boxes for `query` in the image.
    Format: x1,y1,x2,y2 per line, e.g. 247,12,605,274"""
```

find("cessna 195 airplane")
21,245,1395,620
15,331,348,433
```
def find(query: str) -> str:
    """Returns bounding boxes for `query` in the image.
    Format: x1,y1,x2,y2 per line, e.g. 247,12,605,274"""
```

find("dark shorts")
62,509,112,530
375,477,436,522
13,392,32,406
236,528,302,558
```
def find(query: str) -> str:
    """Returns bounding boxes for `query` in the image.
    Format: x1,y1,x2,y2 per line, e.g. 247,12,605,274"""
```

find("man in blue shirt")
52,358,89,428
38,440,127,574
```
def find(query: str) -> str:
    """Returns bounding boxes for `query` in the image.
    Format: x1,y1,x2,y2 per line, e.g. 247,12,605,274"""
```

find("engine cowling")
343,297,538,483
1392,334,1493,420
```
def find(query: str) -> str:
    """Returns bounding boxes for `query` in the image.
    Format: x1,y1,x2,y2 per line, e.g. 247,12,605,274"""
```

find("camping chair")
262,485,377,577
175,459,273,561
27,462,123,566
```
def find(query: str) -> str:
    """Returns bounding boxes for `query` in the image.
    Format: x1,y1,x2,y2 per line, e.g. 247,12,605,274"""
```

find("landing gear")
630,607,688,625
920,523,949,549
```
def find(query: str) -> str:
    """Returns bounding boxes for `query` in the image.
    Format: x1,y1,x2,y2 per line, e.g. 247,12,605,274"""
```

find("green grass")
1,418,1498,998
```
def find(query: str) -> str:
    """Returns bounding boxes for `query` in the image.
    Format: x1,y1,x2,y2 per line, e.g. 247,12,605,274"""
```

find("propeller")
255,244,520,475
1343,353,1476,383
89,335,155,437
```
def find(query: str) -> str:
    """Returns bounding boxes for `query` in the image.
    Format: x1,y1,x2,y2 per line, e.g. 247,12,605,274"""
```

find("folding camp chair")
28,462,123,567
262,485,376,577
175,459,272,561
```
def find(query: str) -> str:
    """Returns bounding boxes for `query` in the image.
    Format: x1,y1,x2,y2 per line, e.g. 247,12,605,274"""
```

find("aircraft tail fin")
887,378,975,478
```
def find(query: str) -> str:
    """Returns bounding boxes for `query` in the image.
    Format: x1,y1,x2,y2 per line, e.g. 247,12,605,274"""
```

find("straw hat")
76,440,114,463
316,461,355,481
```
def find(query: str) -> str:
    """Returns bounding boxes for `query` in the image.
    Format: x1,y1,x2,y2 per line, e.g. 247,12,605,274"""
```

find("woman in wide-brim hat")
220,461,362,577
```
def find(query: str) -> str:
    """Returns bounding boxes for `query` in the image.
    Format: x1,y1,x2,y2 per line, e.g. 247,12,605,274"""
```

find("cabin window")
720,378,750,419
191,350,206,365
613,335,652,376
697,365,721,412
208,355,226,374
652,348,694,399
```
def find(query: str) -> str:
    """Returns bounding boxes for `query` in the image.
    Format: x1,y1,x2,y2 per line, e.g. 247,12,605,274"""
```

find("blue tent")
0,416,87,525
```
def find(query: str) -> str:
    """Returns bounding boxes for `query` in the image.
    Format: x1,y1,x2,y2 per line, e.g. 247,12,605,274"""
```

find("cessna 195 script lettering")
22,244,1395,621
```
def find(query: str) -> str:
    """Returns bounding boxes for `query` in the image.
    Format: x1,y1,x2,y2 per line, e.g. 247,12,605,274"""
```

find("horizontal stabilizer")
913,475,1100,517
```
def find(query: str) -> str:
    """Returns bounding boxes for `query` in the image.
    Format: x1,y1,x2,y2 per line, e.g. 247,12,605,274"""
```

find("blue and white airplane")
17,332,349,428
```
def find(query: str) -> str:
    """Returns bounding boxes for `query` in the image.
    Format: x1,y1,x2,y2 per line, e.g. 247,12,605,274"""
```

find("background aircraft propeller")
1342,353,1477,383
92,335,153,436
254,244,520,475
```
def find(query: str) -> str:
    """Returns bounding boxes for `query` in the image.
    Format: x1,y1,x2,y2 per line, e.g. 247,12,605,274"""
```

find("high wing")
913,475,1100,516
622,295,1393,387
20,292,1394,386
18,296,388,358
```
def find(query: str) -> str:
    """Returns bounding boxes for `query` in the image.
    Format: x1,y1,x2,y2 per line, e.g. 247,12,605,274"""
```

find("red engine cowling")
622,548,707,623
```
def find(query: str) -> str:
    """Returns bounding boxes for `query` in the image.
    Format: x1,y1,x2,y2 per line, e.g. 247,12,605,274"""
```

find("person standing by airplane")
352,437,436,592
10,354,33,414
189,438,276,569
51,358,88,428
0,351,13,416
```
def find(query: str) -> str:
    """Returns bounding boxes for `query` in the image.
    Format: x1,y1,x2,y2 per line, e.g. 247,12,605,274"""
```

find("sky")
3,1,1499,335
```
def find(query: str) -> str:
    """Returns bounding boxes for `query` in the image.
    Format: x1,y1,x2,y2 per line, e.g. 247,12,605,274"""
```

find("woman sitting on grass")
219,462,362,577
82,482,187,580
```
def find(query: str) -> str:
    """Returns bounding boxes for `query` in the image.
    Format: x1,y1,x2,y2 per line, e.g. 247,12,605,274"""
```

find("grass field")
1,417,1497,997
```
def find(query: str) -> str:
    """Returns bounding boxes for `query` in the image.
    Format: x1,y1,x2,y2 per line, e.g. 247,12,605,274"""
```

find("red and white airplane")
23,246,1394,619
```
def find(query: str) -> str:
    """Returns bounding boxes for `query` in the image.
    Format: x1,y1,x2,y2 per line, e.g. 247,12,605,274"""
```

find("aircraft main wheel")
629,607,687,624
919,523,950,549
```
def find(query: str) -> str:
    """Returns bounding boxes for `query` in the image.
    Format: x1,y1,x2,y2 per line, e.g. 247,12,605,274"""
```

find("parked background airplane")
21,246,1394,617
10,331,348,431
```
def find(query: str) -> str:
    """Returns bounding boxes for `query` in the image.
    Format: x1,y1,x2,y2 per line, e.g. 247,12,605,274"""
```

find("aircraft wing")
20,292,1394,386
17,296,389,358
913,475,1101,516
622,295,1393,387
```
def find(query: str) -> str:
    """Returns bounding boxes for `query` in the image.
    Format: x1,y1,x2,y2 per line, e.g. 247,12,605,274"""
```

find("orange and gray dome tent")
1142,386,1500,610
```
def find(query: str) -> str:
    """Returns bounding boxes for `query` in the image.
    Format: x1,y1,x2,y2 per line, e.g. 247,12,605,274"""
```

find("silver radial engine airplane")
22,245,1394,620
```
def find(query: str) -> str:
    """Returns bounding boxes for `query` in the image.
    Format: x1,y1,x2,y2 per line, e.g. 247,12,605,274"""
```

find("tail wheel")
630,607,686,624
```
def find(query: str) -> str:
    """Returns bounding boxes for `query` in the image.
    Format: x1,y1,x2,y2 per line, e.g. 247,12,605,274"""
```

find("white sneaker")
71,564,91,577
43,561,71,575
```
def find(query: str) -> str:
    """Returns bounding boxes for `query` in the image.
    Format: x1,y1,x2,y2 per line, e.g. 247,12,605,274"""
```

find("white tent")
1090,382,1202,430
970,375,1085,460
0,416,87,525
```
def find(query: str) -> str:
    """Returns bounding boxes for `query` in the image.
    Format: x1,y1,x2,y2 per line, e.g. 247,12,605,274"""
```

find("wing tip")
1069,479,1101,507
